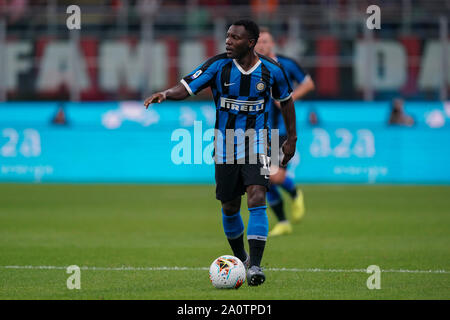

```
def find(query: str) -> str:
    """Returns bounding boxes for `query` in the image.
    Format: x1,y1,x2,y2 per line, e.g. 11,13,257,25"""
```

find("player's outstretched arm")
279,97,297,166
292,76,315,101
144,83,190,109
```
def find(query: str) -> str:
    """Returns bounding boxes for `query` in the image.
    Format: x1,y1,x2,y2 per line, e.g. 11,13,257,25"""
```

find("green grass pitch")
0,184,449,299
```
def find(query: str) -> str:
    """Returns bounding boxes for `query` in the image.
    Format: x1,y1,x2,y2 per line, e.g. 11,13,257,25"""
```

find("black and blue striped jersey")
181,53,292,163
269,54,309,137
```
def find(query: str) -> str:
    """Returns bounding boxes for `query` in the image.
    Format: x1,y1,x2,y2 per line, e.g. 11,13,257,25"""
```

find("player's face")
255,32,274,57
225,25,255,59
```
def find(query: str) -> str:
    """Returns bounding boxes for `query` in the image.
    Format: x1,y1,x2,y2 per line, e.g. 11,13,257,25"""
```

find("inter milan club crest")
256,81,266,92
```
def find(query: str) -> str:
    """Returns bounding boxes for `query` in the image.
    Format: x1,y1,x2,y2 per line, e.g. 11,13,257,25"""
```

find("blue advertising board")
1,101,449,184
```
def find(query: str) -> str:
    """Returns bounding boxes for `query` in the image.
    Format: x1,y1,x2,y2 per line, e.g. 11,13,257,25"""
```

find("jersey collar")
232,59,261,75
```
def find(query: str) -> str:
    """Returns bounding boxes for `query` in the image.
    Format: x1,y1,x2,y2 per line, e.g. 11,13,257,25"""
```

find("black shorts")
215,154,271,203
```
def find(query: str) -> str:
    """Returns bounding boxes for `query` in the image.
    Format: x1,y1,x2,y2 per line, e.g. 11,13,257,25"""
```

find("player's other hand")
144,92,166,109
281,138,297,166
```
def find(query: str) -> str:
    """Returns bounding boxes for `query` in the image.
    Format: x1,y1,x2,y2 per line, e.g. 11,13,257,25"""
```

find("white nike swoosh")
224,83,235,86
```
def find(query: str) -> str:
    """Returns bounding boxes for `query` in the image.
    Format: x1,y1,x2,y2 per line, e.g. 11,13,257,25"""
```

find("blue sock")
222,209,246,262
267,185,286,222
267,185,282,206
222,209,244,239
281,176,297,198
247,206,268,267
247,206,268,241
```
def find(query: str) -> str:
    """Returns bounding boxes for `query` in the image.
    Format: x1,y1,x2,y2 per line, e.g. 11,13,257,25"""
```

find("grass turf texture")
0,184,449,300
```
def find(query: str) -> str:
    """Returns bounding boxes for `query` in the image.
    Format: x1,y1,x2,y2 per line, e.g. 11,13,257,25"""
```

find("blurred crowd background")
0,0,448,101
0,1,449,185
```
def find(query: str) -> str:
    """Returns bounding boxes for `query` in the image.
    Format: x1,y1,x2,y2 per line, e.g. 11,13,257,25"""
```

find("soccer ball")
209,255,246,289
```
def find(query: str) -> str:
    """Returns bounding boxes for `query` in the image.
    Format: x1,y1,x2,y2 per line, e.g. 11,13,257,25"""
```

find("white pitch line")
1,265,449,274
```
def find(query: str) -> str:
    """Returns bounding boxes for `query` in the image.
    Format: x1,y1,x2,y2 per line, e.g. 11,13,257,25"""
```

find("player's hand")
281,138,296,166
144,92,166,109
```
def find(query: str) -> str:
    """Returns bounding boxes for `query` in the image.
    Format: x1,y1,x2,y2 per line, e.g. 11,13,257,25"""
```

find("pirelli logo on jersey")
220,97,265,112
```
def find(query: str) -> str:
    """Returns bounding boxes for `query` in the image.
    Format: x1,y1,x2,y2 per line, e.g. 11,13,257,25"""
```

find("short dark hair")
232,19,260,42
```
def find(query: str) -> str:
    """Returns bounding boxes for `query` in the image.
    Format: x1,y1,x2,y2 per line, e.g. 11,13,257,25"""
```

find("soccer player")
255,27,315,237
144,20,297,286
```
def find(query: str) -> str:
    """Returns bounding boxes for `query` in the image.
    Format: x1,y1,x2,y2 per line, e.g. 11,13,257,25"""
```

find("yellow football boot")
291,190,305,223
268,221,293,237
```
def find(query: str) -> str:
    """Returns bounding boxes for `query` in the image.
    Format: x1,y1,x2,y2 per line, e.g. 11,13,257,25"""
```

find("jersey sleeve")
180,58,220,96
286,59,308,84
271,65,293,102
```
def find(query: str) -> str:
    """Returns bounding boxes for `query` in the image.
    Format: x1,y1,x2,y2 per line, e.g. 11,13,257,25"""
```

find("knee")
247,187,266,208
222,197,241,215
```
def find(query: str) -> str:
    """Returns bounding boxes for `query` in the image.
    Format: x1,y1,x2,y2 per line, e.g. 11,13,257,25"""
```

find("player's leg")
268,155,295,233
268,131,289,225
275,135,305,223
241,153,271,285
279,174,297,198
246,184,268,285
221,197,249,266
268,166,287,222
215,164,248,266
246,184,268,266
267,183,293,236
266,183,286,221
279,174,305,223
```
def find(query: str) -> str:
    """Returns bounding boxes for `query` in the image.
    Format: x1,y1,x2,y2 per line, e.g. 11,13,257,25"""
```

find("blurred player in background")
255,27,315,237
144,20,297,286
